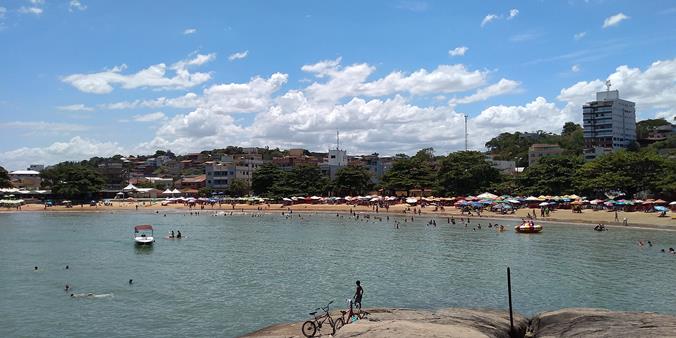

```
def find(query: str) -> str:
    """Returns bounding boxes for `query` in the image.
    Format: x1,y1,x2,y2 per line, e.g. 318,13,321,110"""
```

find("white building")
205,162,235,191
582,88,636,161
9,170,42,190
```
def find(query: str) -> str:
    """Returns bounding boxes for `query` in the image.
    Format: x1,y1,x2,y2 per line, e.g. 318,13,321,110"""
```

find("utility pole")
464,114,468,151
336,130,340,150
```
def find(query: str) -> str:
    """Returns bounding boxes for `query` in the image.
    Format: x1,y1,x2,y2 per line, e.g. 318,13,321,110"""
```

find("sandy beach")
2,201,673,230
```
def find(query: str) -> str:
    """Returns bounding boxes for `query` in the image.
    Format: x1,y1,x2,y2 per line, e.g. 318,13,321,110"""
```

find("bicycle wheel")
301,320,317,337
334,317,344,331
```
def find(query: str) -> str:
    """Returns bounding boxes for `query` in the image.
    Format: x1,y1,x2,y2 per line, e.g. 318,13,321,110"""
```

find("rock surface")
531,308,676,338
240,307,527,338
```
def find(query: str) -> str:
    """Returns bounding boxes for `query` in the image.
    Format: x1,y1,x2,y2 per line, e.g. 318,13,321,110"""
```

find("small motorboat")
134,224,155,245
515,221,543,233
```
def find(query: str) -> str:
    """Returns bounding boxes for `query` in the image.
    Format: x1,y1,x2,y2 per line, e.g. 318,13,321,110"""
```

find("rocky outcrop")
531,308,676,338
242,307,676,338
241,307,527,338
333,308,527,338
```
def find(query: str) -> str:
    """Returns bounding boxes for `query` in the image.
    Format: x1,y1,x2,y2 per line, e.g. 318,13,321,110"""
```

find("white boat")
134,224,155,245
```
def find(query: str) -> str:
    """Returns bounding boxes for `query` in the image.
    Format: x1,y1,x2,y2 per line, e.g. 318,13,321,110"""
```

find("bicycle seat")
309,311,317,316
340,310,347,315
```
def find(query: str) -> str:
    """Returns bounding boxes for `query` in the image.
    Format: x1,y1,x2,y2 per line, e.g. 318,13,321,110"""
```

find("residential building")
9,170,42,190
177,175,206,190
321,148,348,179
97,162,128,190
485,155,517,174
582,88,636,161
528,144,563,166
205,162,235,191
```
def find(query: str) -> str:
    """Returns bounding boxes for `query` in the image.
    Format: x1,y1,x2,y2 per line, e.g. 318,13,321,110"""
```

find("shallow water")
1,211,675,337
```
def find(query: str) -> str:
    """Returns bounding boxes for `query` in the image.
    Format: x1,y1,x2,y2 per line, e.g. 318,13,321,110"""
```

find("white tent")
171,188,181,194
162,189,173,195
122,184,138,192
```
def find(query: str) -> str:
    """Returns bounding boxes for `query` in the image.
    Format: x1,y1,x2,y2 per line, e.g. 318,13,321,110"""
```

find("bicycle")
334,298,369,331
301,300,336,337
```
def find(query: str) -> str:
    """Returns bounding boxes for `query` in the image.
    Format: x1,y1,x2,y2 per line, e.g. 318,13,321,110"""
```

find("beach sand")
2,201,674,230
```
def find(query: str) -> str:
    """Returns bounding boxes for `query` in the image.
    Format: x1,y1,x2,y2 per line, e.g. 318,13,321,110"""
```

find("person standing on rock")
354,280,364,309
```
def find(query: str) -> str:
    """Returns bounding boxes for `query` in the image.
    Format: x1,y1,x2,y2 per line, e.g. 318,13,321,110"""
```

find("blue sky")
1,0,675,170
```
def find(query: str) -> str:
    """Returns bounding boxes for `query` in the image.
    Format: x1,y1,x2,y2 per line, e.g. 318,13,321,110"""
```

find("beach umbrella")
670,201,676,205
654,199,667,204
477,192,498,200
654,206,668,212
538,202,549,207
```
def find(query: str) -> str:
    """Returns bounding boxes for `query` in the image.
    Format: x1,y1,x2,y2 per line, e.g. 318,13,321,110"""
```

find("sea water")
1,211,675,337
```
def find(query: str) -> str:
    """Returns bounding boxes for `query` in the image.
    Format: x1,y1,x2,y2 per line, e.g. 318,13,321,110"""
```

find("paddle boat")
514,221,543,233
134,224,155,245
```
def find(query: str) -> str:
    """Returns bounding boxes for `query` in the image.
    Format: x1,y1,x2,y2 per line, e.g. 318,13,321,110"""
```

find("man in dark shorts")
354,280,364,309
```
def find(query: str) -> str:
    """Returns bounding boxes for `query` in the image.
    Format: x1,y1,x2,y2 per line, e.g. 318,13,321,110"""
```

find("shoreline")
1,202,673,231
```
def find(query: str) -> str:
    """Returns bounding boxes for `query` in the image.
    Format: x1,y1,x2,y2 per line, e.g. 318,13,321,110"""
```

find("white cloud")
183,28,197,35
132,112,166,122
62,53,215,94
508,9,519,19
0,137,123,171
450,79,521,105
558,58,676,119
228,50,249,61
448,46,468,56
0,121,89,133
571,64,581,73
99,92,201,110
69,0,86,12
18,6,43,15
57,104,94,111
0,7,7,18
603,13,629,28
481,14,499,27
302,58,487,102
474,97,570,133
574,31,587,40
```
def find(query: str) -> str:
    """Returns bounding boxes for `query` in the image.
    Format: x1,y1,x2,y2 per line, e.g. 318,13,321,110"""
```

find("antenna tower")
464,114,468,151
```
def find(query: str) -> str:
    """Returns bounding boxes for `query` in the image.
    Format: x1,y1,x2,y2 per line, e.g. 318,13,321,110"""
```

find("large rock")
334,308,527,338
241,308,527,338
531,308,676,338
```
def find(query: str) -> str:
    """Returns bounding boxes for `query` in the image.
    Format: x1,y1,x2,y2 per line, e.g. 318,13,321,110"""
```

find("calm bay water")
1,211,676,337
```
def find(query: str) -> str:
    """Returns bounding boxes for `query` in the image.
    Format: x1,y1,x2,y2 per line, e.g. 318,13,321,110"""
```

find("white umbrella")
538,202,549,206
477,192,498,200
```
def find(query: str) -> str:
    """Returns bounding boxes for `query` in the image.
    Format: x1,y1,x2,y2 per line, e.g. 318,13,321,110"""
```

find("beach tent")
122,184,138,192
171,188,181,195
162,189,173,195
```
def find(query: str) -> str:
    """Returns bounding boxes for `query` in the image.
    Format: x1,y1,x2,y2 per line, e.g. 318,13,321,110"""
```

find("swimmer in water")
65,284,70,291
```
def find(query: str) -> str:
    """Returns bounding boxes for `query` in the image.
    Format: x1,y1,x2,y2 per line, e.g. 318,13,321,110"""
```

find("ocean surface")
1,211,676,337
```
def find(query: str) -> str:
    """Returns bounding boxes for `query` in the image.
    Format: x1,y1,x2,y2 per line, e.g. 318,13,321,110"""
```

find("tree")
575,150,675,198
334,164,372,196
380,149,436,193
251,163,287,196
0,166,11,188
40,162,105,199
198,187,212,197
289,164,326,195
228,179,250,197
517,156,583,196
436,151,502,196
